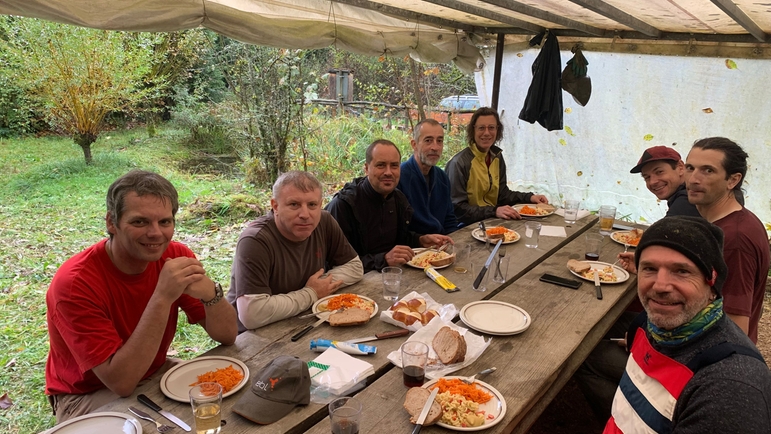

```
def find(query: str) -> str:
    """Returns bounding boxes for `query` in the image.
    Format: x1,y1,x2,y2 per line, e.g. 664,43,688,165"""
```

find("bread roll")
407,298,427,313
421,309,438,325
390,301,409,312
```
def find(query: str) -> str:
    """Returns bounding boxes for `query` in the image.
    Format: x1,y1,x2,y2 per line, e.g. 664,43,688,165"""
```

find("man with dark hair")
397,119,457,234
446,107,548,225
45,170,237,423
629,145,700,217
326,139,452,272
604,216,771,433
685,137,768,342
227,171,363,332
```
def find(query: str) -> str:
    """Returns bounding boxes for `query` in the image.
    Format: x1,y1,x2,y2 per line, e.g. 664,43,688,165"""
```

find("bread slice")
432,326,466,365
567,259,591,274
403,387,442,425
328,308,370,326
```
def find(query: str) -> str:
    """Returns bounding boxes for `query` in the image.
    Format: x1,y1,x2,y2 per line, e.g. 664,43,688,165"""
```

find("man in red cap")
629,145,700,218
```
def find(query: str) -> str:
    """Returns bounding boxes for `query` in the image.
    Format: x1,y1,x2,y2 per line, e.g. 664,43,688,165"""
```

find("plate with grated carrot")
513,204,555,217
423,376,506,431
312,293,379,321
160,356,250,402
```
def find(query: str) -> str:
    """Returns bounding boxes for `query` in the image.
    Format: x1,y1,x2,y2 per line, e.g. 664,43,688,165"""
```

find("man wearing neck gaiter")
604,216,771,434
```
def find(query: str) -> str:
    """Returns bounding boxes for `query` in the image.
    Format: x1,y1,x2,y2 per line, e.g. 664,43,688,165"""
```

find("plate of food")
416,377,506,431
471,227,520,244
313,293,379,320
407,248,455,269
567,259,630,284
514,204,555,217
610,229,644,247
160,356,249,402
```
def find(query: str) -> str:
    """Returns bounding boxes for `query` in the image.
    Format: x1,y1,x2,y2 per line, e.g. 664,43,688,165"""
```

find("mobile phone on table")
540,273,582,289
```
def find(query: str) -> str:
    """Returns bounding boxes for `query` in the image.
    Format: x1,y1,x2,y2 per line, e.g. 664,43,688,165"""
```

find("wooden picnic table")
97,212,638,434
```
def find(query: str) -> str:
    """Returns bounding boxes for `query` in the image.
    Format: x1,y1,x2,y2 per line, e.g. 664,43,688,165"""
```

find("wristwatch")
201,282,223,307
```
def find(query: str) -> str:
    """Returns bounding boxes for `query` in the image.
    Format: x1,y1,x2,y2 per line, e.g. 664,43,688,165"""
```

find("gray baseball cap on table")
232,355,311,424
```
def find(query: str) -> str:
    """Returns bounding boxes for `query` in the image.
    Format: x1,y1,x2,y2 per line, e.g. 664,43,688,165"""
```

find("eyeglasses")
476,126,497,132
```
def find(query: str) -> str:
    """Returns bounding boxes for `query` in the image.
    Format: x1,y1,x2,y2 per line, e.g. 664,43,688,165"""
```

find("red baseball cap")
630,146,682,173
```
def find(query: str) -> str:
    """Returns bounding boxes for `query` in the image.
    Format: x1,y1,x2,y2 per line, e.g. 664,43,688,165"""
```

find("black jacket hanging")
518,31,563,131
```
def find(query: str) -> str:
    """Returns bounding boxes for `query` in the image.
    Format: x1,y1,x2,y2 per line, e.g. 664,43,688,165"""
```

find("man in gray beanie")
603,216,771,433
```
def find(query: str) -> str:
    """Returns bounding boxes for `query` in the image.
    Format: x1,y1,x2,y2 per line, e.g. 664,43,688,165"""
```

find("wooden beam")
489,27,768,45
421,0,544,34
566,0,662,38
478,0,606,36
331,0,480,32
710,0,768,42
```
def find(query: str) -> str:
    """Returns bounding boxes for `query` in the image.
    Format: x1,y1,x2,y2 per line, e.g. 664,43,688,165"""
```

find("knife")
137,394,191,431
593,270,603,300
345,329,409,344
613,223,634,231
291,311,331,342
411,387,439,434
473,239,502,290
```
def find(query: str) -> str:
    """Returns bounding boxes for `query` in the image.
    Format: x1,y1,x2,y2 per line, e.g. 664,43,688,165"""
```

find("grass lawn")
0,127,266,433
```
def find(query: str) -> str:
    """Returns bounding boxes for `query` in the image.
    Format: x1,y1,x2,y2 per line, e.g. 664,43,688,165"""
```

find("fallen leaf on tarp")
559,138,567,146
565,126,575,136
725,59,737,69
0,393,13,409
702,108,713,113
643,134,654,141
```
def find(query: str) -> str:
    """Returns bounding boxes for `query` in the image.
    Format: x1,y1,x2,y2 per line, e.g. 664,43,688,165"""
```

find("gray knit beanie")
634,216,727,295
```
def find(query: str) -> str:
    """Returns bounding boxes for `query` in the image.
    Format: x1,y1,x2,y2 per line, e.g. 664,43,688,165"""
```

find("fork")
461,367,497,384
612,244,629,268
129,406,174,433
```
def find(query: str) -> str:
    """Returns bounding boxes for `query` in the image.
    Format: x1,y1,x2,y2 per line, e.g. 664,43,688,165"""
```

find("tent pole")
491,33,505,110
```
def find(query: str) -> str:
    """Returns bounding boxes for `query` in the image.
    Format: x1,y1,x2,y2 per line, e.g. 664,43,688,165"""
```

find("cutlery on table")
461,367,497,384
594,269,603,300
345,329,409,344
493,248,506,282
137,394,191,431
611,244,629,268
291,310,333,342
129,406,175,433
473,239,502,290
411,387,440,434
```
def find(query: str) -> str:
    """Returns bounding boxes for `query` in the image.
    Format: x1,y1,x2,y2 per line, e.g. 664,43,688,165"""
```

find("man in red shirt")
45,170,237,423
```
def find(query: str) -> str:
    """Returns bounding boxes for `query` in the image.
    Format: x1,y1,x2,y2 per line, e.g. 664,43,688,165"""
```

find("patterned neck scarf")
648,298,723,346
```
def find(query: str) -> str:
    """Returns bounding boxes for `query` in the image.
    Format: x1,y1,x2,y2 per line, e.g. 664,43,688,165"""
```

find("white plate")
568,261,630,284
610,230,641,248
43,412,142,434
513,204,555,217
406,248,454,270
470,227,520,244
312,294,379,320
423,377,507,431
460,301,531,336
160,356,250,402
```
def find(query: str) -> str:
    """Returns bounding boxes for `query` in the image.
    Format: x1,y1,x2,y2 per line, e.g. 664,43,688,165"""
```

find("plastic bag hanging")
562,44,592,106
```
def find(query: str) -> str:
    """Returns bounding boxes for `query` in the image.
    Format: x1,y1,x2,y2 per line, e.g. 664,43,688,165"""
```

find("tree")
0,18,159,163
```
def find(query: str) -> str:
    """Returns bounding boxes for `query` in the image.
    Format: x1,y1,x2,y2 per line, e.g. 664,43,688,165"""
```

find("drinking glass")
491,255,509,284
524,221,541,248
381,267,402,301
329,396,362,434
599,205,616,235
189,382,222,434
453,243,472,274
471,262,489,292
401,342,428,387
585,233,604,261
564,199,580,224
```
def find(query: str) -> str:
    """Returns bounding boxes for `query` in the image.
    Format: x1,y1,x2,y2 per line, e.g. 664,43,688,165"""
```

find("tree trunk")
75,132,98,164
409,58,426,121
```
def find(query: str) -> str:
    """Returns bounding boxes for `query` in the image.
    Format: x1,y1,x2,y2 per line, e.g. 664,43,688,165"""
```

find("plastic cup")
585,233,604,261
401,342,429,387
189,382,222,434
599,205,616,235
381,267,402,301
524,221,541,248
329,396,362,434
564,200,580,224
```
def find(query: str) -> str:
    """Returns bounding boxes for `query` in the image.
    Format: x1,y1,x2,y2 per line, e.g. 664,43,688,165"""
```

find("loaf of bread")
567,259,591,274
403,387,442,425
328,308,370,326
432,326,466,365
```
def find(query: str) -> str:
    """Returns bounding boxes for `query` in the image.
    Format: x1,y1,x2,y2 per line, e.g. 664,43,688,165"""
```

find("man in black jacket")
326,139,452,272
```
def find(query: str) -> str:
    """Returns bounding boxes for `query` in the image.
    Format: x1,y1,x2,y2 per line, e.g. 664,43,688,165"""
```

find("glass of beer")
598,205,616,235
189,382,222,434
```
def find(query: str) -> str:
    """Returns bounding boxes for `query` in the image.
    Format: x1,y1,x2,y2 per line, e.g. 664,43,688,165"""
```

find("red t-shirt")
45,240,206,395
715,208,770,343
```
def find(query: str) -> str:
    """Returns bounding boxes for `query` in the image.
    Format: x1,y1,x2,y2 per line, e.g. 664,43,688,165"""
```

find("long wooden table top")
96,213,640,434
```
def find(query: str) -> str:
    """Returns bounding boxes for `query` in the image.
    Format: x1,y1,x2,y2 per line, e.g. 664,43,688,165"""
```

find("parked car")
437,95,480,112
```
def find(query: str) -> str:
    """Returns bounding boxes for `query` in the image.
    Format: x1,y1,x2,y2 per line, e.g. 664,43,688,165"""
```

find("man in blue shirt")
397,119,457,234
